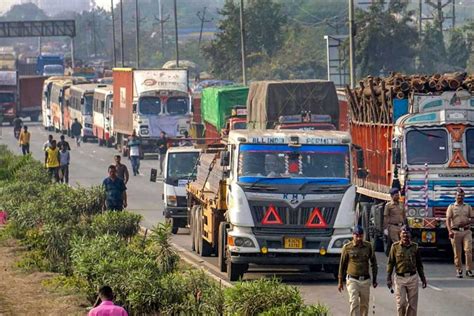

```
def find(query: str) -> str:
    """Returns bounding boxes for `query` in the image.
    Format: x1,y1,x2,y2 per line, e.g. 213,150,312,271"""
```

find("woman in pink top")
88,286,128,316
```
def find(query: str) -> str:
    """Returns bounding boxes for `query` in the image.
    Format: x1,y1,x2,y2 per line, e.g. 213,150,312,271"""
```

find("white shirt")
129,144,140,157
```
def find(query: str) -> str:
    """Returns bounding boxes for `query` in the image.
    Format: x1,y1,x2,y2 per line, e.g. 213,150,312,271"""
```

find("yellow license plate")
421,231,436,243
284,237,303,249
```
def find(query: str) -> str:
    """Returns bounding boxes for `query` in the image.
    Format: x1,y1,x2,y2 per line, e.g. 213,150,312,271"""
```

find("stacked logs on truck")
345,72,474,124
193,151,225,199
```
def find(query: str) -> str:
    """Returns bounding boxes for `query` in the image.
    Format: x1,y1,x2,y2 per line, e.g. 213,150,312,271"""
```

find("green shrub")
259,304,329,316
224,278,304,316
91,211,142,240
149,223,180,274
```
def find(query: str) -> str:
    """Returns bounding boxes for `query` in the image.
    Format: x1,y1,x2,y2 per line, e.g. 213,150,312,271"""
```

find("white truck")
187,129,357,281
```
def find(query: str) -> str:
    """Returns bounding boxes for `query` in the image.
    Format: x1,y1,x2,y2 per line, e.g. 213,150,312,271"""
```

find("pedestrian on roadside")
59,145,70,184
89,285,128,316
102,165,127,211
383,188,407,255
179,130,193,146
157,131,168,175
18,126,31,155
45,139,60,182
12,115,22,139
43,134,53,151
387,225,427,316
71,118,83,147
446,188,474,278
114,155,129,184
57,134,71,151
128,130,141,176
338,225,378,316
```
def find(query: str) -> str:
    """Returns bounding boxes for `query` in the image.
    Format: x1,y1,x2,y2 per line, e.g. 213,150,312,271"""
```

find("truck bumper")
140,138,159,154
408,227,451,250
164,206,187,219
230,252,340,265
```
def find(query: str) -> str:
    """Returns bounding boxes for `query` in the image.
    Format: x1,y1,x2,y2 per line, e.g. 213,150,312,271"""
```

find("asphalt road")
1,122,473,316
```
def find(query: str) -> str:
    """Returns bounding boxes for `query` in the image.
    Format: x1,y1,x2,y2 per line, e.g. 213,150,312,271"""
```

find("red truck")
0,71,18,125
18,76,48,122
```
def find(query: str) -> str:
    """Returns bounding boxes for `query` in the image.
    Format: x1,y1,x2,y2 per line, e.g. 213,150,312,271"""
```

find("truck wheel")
198,212,213,257
227,258,247,281
193,206,202,254
190,206,198,252
218,222,228,272
324,264,339,280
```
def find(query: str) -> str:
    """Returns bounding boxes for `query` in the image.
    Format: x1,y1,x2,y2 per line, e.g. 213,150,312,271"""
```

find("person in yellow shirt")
45,140,60,182
19,126,31,155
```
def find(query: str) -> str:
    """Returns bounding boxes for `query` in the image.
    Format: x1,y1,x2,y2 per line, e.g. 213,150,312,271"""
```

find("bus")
50,79,74,133
67,84,102,142
92,84,113,146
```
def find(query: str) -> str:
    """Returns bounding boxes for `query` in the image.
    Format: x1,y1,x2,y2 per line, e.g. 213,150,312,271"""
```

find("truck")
247,80,341,130
200,86,249,141
18,76,48,122
187,129,356,281
0,48,16,70
0,71,18,125
163,146,200,234
36,54,64,76
112,68,191,155
345,73,474,254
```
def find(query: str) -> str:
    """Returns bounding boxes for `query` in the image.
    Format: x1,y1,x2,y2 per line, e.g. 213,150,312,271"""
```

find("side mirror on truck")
220,151,230,167
353,145,368,179
392,148,401,165
80,97,84,105
132,103,137,113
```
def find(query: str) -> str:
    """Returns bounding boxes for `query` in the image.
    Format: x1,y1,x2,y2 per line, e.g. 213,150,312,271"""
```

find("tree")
446,28,471,70
354,1,418,77
418,21,447,73
0,3,48,21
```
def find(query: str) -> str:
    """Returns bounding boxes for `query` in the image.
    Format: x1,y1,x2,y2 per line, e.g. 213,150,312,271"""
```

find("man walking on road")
102,165,127,211
446,188,474,278
71,118,83,147
19,126,31,155
59,145,70,184
128,131,141,176
88,286,128,316
338,225,378,316
114,155,129,184
45,140,60,182
58,134,71,151
384,188,407,255
12,115,22,139
387,225,427,316
157,131,168,175
43,134,53,151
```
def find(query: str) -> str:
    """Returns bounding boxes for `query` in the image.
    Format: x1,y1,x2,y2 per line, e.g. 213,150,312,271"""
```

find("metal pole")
120,0,125,67
70,37,75,68
159,0,164,53
419,0,422,34
38,37,42,55
135,0,140,68
198,7,207,47
348,0,355,89
92,10,98,57
239,0,247,85
111,0,117,67
173,0,179,68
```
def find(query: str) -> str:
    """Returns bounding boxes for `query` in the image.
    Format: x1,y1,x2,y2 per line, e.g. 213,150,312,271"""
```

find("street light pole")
135,0,140,68
119,0,125,67
348,0,355,88
111,0,117,67
173,0,179,68
239,0,247,85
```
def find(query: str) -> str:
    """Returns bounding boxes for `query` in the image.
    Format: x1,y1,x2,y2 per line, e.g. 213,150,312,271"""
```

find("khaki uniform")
339,241,378,316
384,201,406,242
387,241,425,316
446,202,473,271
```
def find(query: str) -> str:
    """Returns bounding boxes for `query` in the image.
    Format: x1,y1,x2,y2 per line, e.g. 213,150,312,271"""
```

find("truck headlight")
167,195,177,207
140,126,149,135
418,208,427,217
333,238,352,248
234,237,255,248
408,208,417,217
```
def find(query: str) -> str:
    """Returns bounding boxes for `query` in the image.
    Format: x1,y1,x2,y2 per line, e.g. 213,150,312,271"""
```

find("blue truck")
36,55,64,76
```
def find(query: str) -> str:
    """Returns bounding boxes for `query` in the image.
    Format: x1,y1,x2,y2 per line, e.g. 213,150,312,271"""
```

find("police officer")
387,225,427,316
384,188,407,254
338,225,378,316
446,188,474,278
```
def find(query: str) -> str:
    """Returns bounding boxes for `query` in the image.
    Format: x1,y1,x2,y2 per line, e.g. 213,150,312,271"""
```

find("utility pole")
348,0,355,89
197,7,212,47
173,0,179,68
422,0,456,35
135,0,140,68
239,0,247,85
119,0,125,67
111,0,117,67
155,0,170,54
92,11,98,57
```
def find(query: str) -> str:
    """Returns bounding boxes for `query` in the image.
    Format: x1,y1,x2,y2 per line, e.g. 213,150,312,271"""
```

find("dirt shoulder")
0,239,88,316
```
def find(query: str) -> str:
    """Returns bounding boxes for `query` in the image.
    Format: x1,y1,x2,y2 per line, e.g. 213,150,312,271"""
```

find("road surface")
1,122,473,315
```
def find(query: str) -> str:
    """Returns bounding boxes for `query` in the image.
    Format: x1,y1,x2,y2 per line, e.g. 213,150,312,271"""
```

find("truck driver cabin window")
406,129,448,165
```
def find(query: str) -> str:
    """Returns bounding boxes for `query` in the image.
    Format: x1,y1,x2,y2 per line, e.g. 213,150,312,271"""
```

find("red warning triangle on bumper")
262,205,283,225
305,208,328,228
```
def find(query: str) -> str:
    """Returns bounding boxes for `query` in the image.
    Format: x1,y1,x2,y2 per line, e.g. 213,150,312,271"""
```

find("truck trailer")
18,75,48,122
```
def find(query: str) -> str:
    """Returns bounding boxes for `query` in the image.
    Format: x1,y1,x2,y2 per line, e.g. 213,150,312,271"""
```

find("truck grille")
433,207,447,218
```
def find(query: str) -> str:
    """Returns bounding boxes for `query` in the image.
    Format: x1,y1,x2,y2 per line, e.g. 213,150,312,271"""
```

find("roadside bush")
148,223,180,274
259,304,329,316
91,211,142,240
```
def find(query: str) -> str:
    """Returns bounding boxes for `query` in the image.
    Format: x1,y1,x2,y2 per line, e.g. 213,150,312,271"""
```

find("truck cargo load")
18,75,48,121
247,80,339,129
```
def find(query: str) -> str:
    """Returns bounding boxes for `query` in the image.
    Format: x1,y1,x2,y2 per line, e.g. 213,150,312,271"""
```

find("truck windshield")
139,96,161,115
167,97,188,115
233,121,247,130
43,65,64,75
83,94,93,115
0,93,14,103
406,129,448,165
238,144,350,180
466,129,474,164
167,152,199,180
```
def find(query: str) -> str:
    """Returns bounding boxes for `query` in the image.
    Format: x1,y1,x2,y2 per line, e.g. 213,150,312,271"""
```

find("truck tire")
194,206,202,254
218,222,228,273
198,212,213,257
227,258,247,281
190,206,198,252
324,264,339,280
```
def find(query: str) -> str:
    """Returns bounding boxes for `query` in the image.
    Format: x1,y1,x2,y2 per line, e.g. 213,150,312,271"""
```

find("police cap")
352,225,364,235
389,188,400,196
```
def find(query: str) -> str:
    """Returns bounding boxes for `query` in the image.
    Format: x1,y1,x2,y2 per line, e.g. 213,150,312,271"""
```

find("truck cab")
163,147,200,234
221,107,248,136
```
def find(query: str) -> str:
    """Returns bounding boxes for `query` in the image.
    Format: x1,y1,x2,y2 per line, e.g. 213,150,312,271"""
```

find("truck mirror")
355,148,365,168
221,151,230,166
392,148,401,165
133,103,137,113
80,97,84,105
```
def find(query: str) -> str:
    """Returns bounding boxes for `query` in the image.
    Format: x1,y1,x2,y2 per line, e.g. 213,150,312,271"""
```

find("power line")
196,7,213,48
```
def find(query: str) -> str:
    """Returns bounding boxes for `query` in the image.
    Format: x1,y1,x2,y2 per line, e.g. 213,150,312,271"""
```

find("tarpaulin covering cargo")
246,80,339,129
201,86,248,132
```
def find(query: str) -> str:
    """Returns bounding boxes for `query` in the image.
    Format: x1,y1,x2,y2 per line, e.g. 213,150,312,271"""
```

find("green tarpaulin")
201,86,249,132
